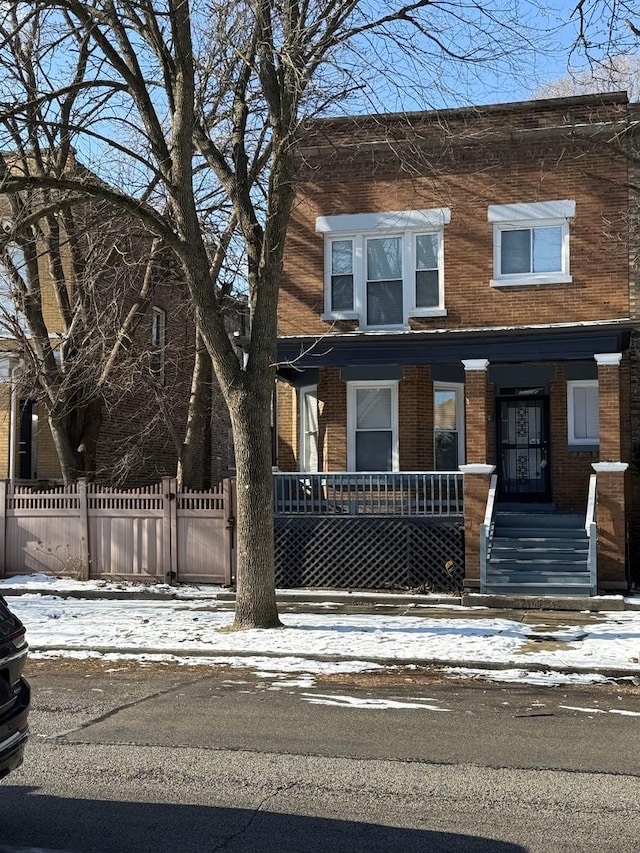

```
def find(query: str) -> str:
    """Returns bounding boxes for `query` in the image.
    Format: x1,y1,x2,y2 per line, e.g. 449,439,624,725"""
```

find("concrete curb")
3,585,640,611
28,642,640,680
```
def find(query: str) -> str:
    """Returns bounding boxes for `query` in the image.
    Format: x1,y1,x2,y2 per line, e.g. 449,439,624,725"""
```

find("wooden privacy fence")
0,478,234,584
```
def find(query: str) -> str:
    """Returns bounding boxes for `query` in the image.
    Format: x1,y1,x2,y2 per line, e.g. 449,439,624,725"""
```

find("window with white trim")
299,385,319,472
347,381,398,471
433,383,465,470
488,200,575,286
150,306,166,383
567,379,599,446
0,241,27,337
317,208,450,329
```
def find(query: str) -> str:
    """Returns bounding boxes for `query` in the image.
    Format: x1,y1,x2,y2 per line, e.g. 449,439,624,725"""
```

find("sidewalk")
3,573,640,685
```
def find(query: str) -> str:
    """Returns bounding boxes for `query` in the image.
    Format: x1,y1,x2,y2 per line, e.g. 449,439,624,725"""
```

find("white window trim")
318,208,450,330
433,382,465,470
488,199,575,287
151,306,166,383
298,384,319,473
347,380,399,471
567,379,599,446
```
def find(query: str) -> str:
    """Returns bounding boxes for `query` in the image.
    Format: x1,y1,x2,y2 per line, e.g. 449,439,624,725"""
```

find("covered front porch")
276,322,632,595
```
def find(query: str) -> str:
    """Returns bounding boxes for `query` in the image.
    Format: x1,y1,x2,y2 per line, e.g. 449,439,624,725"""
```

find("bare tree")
533,53,640,100
0,1,554,628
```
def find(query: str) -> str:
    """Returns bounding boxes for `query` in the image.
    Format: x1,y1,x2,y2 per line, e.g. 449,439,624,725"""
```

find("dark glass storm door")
497,394,550,501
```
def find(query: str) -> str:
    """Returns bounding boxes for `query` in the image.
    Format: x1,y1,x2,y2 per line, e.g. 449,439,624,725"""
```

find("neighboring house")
0,197,236,489
275,92,638,595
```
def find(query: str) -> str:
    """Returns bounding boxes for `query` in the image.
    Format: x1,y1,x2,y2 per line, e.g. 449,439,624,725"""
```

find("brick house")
275,92,638,595
0,205,236,488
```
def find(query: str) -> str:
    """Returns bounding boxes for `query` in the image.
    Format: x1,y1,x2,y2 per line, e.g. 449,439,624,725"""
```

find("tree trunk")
47,399,103,484
228,388,281,630
177,331,209,490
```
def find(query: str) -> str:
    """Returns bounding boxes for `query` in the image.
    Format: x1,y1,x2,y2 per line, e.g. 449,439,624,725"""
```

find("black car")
0,595,29,778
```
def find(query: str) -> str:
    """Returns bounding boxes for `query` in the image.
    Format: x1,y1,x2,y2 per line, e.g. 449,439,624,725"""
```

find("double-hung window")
318,208,450,330
567,380,599,447
347,381,398,471
489,200,575,286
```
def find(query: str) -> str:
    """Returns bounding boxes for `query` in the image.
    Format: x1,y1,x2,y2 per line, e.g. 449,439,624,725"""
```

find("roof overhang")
276,322,633,384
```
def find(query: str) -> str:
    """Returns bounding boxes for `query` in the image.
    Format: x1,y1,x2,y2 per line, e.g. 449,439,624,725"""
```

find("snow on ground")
3,574,640,687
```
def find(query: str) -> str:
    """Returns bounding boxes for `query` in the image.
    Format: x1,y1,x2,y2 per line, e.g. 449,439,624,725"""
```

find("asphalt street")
0,658,638,852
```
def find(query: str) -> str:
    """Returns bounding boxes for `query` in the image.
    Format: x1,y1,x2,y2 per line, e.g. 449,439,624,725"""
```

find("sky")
350,0,639,113
5,573,640,692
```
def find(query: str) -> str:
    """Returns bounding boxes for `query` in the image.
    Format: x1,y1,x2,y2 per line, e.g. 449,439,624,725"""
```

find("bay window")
318,208,450,329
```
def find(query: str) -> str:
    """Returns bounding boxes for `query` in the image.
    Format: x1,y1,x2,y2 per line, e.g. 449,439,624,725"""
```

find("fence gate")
0,478,234,585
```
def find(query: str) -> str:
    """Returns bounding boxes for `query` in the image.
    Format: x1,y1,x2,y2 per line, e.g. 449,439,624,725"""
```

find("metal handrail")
586,473,597,594
273,471,464,517
479,474,498,593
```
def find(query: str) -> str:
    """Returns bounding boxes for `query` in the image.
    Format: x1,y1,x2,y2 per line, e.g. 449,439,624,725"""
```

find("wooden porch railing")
273,472,464,517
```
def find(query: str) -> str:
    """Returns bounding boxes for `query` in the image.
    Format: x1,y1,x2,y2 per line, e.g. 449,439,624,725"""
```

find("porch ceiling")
276,323,632,382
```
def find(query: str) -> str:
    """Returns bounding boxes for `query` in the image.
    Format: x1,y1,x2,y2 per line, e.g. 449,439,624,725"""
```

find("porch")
273,471,464,592
276,323,633,595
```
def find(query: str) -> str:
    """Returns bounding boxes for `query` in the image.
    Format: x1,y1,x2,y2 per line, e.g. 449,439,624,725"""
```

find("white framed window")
567,380,599,446
0,241,27,337
150,306,166,382
433,382,465,470
317,208,450,330
299,385,319,472
488,200,575,287
347,380,398,471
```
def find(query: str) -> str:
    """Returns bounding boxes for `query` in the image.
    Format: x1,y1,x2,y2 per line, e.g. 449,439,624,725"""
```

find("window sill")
321,311,359,322
568,443,599,453
408,308,447,318
490,274,573,288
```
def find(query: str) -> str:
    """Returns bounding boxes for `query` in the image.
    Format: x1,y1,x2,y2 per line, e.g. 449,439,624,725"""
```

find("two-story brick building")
275,92,638,596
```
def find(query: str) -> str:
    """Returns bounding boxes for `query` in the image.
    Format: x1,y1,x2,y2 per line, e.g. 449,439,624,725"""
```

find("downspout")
8,361,19,485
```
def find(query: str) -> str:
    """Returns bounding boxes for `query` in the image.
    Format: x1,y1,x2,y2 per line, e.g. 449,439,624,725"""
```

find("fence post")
161,477,175,583
0,480,6,577
224,478,235,585
170,477,178,582
77,478,90,580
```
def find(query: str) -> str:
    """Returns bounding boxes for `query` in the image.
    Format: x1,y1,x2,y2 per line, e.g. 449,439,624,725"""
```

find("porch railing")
479,473,498,593
273,472,463,517
585,473,597,594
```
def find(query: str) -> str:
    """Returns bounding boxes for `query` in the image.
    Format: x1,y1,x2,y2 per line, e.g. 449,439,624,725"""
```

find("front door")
497,395,550,501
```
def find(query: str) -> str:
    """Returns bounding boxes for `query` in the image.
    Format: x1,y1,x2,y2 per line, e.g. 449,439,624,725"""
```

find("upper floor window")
317,208,450,330
488,200,575,287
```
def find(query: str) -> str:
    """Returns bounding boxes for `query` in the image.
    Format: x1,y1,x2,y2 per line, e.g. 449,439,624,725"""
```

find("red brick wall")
279,100,629,339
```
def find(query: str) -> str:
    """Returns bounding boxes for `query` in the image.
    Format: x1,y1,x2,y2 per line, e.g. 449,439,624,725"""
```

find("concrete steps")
485,511,592,596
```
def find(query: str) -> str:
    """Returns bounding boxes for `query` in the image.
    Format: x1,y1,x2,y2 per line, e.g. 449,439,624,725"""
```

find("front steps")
485,510,593,596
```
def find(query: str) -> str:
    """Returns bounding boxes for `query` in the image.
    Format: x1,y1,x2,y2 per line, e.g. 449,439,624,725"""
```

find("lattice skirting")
275,516,464,592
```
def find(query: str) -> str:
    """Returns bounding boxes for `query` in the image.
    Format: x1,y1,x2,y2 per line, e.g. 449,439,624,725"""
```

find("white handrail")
585,473,597,532
480,474,499,592
586,473,597,594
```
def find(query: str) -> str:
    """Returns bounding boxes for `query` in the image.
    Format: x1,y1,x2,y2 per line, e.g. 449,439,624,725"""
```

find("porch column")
460,359,494,589
593,353,628,590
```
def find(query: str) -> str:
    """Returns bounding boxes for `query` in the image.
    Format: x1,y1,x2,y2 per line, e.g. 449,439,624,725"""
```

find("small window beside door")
433,383,464,470
567,380,599,448
299,385,319,472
